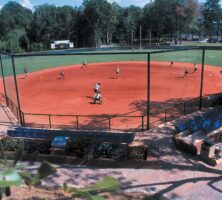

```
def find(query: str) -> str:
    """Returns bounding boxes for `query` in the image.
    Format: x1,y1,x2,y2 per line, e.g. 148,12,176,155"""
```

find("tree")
142,0,198,43
83,0,118,47
203,0,221,37
56,6,75,40
175,0,198,43
0,1,33,52
28,4,58,49
101,2,118,44
114,5,142,46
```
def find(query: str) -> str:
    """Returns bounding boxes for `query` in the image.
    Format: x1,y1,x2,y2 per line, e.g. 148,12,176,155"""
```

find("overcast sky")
0,0,222,11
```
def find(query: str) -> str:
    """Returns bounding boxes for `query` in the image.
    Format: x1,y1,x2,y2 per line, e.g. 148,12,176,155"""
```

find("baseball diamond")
1,54,221,130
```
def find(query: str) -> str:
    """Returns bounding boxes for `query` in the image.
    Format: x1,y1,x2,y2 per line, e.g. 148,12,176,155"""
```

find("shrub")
1,137,22,152
1,137,51,154
24,139,51,154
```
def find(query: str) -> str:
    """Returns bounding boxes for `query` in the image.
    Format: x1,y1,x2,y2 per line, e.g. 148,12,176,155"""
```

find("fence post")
11,55,23,125
0,54,8,106
76,115,79,129
147,53,151,130
108,116,111,131
49,114,52,129
199,47,205,110
11,100,13,113
21,112,25,126
142,115,144,131
5,96,8,107
16,107,19,121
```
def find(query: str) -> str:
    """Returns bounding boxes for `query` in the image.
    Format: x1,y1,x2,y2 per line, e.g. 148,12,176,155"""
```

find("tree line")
0,0,221,52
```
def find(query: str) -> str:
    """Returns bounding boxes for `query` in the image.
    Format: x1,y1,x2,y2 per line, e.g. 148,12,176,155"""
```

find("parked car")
199,38,208,43
208,38,218,43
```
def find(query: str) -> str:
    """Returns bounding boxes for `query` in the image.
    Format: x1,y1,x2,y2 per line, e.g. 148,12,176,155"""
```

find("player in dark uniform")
183,67,189,78
169,60,174,67
58,70,65,79
81,60,87,69
93,91,103,104
24,66,29,79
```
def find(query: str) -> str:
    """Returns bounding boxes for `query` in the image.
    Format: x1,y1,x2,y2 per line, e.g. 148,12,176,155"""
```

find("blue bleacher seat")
51,136,69,148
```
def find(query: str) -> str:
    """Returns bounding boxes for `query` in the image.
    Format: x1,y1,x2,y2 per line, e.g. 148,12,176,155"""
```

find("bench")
7,127,137,157
7,127,135,144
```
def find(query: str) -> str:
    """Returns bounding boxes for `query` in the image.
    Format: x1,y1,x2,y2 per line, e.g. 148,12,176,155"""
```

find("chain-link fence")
0,46,221,131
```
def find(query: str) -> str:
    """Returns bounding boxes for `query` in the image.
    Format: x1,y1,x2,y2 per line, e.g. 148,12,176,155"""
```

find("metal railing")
3,94,221,131
21,112,146,131
149,95,219,128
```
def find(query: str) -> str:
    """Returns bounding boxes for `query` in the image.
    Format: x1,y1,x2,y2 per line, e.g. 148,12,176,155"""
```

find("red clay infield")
1,61,222,130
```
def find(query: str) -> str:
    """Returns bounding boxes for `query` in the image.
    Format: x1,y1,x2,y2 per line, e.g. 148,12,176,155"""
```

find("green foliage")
38,161,57,180
13,140,24,166
30,42,44,52
20,161,57,187
1,0,218,52
203,0,221,37
0,168,23,187
64,176,120,200
0,140,57,198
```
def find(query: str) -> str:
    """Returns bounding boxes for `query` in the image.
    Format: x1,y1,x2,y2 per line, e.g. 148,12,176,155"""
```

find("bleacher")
174,106,222,155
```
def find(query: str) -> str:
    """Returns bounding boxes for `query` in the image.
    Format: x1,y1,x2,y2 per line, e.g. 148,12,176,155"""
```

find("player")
192,63,198,73
94,83,101,94
81,60,87,69
58,70,65,79
183,67,189,78
24,66,29,79
93,91,103,104
169,60,174,67
116,67,120,79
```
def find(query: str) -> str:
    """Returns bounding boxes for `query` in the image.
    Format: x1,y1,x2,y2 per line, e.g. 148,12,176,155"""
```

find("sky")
0,0,222,11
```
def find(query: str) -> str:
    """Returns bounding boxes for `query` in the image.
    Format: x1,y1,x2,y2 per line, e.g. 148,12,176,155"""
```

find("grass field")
1,49,222,76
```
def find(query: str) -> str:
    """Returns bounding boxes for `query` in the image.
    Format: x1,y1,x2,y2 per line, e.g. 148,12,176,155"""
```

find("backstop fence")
0,46,222,131
0,52,21,121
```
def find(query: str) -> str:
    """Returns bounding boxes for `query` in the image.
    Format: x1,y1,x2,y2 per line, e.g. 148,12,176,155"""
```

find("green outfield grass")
1,49,222,76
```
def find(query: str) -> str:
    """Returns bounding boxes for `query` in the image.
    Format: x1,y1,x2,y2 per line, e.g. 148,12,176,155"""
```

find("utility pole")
149,29,152,47
140,25,142,49
131,28,134,49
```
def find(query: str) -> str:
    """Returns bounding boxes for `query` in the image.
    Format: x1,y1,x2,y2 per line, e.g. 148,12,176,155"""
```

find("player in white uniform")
94,83,100,93
116,67,120,79
193,63,198,73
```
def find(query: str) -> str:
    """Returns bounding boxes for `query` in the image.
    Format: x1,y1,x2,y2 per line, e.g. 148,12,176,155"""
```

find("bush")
1,137,22,152
24,139,51,154
66,139,100,159
111,144,128,160
127,145,148,160
1,137,51,154
66,139,147,160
